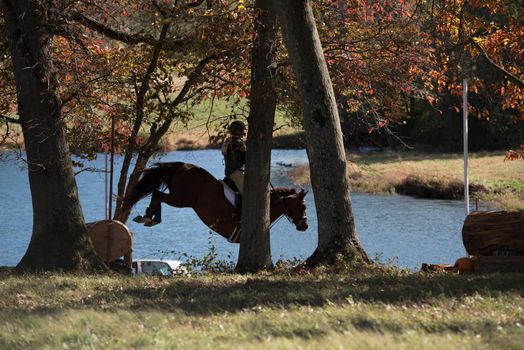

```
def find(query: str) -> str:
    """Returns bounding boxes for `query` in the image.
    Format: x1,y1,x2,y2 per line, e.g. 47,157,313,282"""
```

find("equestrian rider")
222,120,246,196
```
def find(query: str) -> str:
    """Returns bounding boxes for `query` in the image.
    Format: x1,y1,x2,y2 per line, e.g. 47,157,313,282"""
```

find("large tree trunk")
2,0,105,271
273,0,370,266
236,0,278,273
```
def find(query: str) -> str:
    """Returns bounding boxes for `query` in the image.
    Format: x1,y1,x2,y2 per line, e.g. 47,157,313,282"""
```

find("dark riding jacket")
222,136,246,176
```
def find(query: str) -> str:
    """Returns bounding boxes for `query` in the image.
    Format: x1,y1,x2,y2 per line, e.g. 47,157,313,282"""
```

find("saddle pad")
219,180,236,208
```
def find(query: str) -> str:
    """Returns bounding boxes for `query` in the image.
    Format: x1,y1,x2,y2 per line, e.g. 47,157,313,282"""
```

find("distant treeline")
341,93,523,152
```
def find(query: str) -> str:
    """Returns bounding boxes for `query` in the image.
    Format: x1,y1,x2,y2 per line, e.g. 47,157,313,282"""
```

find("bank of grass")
0,99,304,152
0,267,523,349
289,151,524,210
159,99,304,151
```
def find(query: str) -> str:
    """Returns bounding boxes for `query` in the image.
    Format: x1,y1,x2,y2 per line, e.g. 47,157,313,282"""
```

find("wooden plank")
462,210,524,255
474,256,524,273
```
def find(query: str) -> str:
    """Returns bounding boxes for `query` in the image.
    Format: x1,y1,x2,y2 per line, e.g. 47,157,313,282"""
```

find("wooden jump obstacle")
462,210,524,273
86,220,132,266
85,114,133,272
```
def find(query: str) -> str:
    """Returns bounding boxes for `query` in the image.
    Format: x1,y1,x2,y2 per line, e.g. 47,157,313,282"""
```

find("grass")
159,98,304,150
0,267,523,349
289,151,524,210
0,98,304,152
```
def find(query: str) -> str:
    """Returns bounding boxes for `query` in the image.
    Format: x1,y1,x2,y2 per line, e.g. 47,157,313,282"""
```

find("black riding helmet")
228,120,246,135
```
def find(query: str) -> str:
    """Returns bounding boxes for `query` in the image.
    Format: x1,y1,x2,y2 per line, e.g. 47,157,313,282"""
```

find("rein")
270,182,294,225
270,182,307,228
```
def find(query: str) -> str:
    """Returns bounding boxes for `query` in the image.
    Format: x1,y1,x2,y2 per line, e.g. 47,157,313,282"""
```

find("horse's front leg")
133,190,164,226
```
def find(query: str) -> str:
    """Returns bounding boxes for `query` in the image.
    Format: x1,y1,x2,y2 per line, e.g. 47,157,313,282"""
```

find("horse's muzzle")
297,221,308,231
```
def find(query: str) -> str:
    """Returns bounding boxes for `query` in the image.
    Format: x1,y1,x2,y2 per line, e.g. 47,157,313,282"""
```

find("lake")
0,149,482,269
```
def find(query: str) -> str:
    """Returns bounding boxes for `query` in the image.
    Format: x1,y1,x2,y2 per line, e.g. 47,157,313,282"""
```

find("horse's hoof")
144,220,160,227
133,215,147,223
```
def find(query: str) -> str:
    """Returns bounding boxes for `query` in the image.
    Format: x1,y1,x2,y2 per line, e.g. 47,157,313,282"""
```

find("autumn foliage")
1,0,522,153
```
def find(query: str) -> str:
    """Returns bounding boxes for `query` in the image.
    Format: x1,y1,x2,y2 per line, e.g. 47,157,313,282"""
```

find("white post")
463,78,469,216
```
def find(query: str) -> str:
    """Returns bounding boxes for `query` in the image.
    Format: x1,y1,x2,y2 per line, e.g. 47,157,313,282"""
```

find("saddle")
220,177,242,212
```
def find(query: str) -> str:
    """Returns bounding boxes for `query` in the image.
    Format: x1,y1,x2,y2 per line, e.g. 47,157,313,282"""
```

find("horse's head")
287,189,309,231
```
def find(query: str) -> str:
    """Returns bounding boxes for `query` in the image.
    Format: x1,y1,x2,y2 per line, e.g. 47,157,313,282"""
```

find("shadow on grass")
5,272,522,316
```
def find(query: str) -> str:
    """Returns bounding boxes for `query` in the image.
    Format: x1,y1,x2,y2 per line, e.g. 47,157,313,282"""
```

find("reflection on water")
0,149,482,269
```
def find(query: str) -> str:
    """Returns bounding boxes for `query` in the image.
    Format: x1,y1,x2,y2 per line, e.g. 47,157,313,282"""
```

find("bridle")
269,182,307,229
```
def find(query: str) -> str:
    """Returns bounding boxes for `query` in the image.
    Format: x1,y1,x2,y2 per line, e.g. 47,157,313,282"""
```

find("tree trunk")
2,0,105,271
273,0,370,266
236,0,278,273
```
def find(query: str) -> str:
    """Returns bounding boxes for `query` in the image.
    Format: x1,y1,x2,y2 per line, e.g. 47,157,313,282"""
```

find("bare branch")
70,12,190,50
170,54,219,106
74,167,107,176
60,71,114,107
0,113,20,124
139,54,219,153
70,12,157,45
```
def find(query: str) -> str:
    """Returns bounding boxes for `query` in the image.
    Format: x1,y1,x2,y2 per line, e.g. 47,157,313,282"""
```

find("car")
131,259,186,276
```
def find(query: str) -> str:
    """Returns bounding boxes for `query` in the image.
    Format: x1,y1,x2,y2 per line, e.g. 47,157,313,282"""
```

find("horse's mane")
150,162,199,170
270,187,297,199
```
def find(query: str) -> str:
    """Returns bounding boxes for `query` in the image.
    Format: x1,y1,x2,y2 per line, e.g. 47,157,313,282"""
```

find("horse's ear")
299,189,308,197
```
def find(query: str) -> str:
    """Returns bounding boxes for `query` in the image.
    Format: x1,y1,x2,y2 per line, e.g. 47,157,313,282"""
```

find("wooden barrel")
87,220,132,263
462,210,524,256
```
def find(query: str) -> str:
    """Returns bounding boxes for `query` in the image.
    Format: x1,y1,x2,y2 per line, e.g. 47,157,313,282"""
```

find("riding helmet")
228,120,246,135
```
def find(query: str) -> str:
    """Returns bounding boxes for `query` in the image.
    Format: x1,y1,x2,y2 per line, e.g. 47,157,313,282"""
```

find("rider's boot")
235,193,242,213
235,193,242,226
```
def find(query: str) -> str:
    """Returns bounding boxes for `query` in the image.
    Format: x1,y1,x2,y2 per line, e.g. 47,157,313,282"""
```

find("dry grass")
289,151,524,209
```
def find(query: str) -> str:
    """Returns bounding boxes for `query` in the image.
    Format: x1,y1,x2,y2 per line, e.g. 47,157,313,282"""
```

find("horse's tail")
123,162,183,211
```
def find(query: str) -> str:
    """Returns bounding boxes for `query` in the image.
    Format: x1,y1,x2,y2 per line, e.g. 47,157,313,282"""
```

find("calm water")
0,149,480,269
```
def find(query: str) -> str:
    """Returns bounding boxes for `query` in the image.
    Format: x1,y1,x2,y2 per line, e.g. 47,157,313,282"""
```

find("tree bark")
2,0,105,271
236,0,278,273
273,0,370,266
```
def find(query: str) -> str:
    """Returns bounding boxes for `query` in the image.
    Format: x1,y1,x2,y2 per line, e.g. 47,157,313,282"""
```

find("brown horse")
123,162,309,243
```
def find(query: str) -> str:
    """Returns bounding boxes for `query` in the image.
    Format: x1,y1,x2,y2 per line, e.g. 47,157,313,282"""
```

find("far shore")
3,130,523,210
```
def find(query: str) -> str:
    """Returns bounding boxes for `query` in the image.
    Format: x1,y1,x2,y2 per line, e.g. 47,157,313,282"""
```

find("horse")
123,162,309,243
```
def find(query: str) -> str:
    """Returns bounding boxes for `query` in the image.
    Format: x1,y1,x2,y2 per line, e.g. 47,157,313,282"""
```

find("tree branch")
0,113,20,124
170,54,219,106
469,38,524,89
70,12,157,45
140,54,219,154
70,12,190,50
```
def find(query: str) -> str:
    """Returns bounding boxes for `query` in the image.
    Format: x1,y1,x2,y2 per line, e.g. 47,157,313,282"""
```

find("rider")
222,120,247,200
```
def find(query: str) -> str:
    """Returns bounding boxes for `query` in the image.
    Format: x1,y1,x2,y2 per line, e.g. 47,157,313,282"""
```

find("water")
0,149,479,269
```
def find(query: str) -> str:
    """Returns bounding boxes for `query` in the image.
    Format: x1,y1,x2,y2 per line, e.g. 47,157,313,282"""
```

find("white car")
132,259,186,276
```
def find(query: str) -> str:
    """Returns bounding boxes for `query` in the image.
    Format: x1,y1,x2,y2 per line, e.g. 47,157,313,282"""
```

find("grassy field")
0,267,523,350
159,98,304,151
0,98,304,152
289,151,524,210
